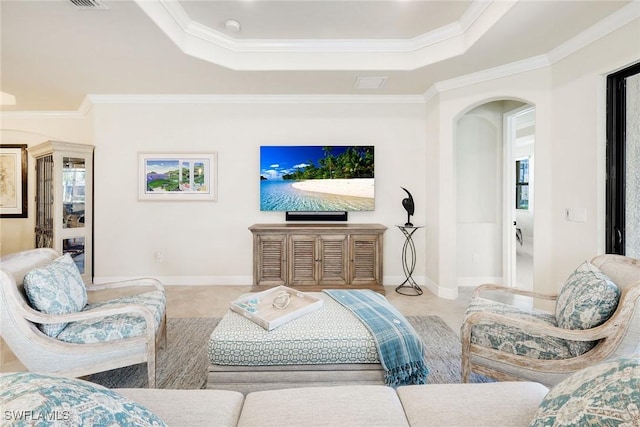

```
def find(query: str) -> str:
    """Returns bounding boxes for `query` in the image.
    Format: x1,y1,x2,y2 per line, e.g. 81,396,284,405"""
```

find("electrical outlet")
155,251,164,263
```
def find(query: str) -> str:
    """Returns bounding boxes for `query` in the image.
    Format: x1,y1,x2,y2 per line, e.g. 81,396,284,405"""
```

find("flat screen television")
260,145,375,212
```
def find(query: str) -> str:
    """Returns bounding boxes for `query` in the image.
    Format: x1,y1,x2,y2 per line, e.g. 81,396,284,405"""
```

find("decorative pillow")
23,253,88,337
0,372,167,427
529,355,640,427
555,261,620,356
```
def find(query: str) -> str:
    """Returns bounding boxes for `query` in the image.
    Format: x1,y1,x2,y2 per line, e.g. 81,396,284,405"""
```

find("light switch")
565,208,587,222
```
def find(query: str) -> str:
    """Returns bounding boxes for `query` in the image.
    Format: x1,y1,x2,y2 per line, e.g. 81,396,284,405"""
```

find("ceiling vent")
355,77,388,90
69,0,109,10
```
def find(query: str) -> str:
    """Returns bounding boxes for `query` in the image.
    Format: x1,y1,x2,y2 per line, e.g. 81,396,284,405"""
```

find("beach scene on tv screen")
260,145,375,211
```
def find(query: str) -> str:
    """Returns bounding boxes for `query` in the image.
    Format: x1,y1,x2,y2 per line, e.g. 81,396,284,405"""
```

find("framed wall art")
0,144,28,218
138,152,217,201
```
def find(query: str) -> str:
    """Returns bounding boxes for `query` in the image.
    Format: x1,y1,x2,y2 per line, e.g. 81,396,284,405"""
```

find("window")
606,62,640,256
515,158,529,210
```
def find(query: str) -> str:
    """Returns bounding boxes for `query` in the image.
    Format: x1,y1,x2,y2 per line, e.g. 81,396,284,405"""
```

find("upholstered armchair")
0,248,166,387
461,254,640,386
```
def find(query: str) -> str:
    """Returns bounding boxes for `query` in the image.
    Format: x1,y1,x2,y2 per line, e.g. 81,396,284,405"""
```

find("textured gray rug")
88,316,491,389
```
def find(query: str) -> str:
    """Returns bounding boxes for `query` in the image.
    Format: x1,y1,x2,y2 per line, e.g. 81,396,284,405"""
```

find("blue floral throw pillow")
0,372,167,427
529,356,640,427
555,261,620,356
23,253,88,337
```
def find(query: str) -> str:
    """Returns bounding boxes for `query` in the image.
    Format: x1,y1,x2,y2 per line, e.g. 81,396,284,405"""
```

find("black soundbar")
285,211,348,222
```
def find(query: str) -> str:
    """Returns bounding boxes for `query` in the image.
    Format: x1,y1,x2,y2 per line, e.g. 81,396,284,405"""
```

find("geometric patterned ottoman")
207,292,385,393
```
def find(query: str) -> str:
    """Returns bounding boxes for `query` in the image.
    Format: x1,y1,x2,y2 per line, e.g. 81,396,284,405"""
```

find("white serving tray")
229,286,323,331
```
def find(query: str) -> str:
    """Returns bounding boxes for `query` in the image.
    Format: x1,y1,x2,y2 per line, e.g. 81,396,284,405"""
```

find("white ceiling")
0,0,637,112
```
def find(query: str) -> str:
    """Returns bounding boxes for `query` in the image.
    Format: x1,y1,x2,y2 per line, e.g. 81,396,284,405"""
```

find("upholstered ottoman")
207,292,386,393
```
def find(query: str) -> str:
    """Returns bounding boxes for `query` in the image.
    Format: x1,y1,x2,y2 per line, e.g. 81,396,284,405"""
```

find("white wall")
455,103,504,283
423,95,442,295
91,101,427,285
547,20,640,289
426,17,639,299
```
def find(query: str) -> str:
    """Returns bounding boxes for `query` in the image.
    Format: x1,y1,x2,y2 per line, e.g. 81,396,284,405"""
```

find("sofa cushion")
0,372,167,427
23,253,88,337
56,290,166,344
398,382,549,427
465,297,574,360
555,261,620,356
529,355,640,427
117,388,244,427
238,385,409,427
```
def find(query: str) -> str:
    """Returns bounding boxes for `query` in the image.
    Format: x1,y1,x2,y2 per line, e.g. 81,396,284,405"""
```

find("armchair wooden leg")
158,315,167,349
461,354,471,383
460,322,472,383
147,343,157,388
163,317,167,348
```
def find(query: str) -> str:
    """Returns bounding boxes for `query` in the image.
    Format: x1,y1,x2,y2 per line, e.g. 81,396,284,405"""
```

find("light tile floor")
1,285,476,373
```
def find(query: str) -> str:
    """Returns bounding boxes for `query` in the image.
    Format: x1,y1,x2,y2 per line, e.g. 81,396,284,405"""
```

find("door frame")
503,105,535,287
606,62,640,254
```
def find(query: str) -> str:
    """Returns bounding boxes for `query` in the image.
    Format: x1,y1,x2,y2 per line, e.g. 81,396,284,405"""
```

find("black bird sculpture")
401,187,415,227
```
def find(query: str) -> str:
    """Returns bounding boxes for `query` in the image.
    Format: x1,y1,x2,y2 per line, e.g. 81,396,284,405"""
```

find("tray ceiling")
0,0,636,112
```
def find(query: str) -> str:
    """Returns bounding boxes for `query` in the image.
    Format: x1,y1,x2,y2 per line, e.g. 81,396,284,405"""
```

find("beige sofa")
116,381,549,427
115,354,639,426
3,355,637,427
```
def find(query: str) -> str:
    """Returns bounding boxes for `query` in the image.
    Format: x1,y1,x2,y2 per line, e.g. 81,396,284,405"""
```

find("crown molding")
134,0,512,70
439,55,550,93
0,94,425,119
546,0,640,64
423,1,640,101
86,94,427,105
153,0,490,53
0,110,87,120
423,55,550,103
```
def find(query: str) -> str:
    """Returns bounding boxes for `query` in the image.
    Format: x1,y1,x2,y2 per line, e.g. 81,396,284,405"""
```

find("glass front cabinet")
29,141,94,283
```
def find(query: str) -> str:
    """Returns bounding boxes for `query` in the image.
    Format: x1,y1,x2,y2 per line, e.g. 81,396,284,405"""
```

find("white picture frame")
138,152,217,201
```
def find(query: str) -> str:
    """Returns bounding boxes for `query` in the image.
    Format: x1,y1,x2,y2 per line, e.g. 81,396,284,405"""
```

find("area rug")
87,316,491,389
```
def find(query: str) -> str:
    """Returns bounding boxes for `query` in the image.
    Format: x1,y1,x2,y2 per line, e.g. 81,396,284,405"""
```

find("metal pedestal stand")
395,225,423,296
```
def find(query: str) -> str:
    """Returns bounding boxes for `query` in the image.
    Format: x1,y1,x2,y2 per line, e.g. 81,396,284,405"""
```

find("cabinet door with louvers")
317,234,348,286
288,234,318,286
288,234,348,287
349,234,382,286
254,234,287,286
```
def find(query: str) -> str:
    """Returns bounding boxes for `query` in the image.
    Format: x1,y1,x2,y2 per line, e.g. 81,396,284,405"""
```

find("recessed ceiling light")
224,19,241,33
355,77,388,90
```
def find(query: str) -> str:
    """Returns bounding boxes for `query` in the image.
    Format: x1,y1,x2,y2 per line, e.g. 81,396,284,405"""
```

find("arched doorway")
455,100,535,290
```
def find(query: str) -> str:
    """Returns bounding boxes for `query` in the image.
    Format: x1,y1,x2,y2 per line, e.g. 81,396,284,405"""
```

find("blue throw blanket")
323,289,429,387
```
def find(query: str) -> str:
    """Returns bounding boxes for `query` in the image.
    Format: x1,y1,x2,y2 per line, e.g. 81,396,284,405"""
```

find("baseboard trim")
92,275,253,286
457,276,503,287
92,275,472,300
384,275,458,300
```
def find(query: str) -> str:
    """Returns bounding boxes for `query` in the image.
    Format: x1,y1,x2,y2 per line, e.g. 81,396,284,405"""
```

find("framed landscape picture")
138,152,217,201
0,144,28,218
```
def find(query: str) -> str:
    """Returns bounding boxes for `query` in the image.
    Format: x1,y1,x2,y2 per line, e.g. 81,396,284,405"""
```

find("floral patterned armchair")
0,248,166,387
461,254,640,386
